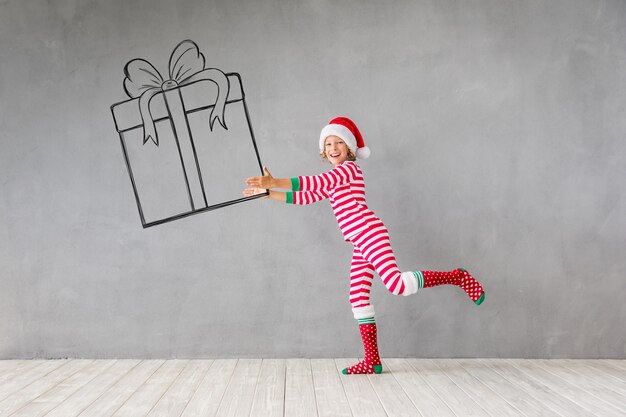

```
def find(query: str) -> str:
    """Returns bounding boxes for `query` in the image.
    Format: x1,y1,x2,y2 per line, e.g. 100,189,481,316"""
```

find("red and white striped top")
287,161,382,241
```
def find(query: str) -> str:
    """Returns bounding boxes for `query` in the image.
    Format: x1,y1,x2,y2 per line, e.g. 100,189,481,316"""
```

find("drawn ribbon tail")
138,88,162,145
182,68,231,132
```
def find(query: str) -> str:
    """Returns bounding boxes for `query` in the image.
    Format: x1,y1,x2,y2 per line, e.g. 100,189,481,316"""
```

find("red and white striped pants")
349,223,417,317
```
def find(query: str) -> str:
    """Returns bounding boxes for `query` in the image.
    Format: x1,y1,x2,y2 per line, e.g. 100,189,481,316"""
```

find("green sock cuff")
357,317,376,325
413,271,424,288
285,192,294,204
290,177,300,191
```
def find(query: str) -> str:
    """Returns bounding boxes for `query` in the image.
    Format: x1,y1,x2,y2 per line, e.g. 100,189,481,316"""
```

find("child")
244,116,485,374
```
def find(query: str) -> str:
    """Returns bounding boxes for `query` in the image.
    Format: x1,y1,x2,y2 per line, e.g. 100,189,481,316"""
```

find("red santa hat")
319,116,370,159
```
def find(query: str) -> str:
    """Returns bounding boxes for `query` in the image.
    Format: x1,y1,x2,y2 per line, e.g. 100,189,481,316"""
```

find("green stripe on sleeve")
290,177,300,191
413,271,424,289
357,317,376,325
285,192,294,204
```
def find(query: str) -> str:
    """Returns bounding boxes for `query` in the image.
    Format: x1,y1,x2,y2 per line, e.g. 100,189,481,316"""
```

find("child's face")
324,136,350,166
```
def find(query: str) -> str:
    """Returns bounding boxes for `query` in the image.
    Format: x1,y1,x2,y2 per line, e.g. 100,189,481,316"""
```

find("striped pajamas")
349,223,409,308
286,161,416,319
285,160,485,375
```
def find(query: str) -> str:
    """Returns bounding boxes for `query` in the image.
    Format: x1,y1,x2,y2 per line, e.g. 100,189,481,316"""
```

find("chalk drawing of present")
111,40,267,228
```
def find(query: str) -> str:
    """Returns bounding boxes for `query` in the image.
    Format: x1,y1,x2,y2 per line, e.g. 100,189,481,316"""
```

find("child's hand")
246,166,275,189
243,187,269,198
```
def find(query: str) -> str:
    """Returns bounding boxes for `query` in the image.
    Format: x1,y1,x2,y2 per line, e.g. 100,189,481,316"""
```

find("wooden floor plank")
457,359,555,417
109,360,187,417
0,361,48,387
214,359,261,417
383,358,455,417
582,360,626,382
367,359,421,417
409,359,490,417
480,359,593,417
431,359,522,417
284,359,317,417
0,360,69,402
180,359,237,417
0,359,92,417
600,359,626,371
550,360,626,397
310,359,352,417
76,360,165,417
507,359,623,417
9,360,113,417
534,360,626,414
44,360,140,417
146,360,212,417
0,361,27,375
0,361,30,398
249,359,286,417
334,358,387,417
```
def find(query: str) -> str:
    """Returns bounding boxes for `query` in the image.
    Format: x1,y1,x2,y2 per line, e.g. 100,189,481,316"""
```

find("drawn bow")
122,40,229,145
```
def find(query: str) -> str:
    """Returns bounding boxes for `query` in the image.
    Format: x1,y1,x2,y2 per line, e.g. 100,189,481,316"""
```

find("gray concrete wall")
1,0,624,359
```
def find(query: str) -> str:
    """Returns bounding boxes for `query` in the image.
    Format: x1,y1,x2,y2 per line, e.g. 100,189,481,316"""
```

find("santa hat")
319,116,370,159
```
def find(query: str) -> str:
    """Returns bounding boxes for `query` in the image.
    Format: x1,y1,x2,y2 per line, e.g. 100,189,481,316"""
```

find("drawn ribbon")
122,40,229,145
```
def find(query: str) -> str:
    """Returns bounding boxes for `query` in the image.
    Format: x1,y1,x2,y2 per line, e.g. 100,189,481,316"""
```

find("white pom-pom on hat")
319,116,370,159
356,146,370,159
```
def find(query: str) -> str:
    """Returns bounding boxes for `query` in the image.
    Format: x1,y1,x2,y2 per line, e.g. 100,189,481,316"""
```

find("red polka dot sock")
342,320,383,375
415,268,485,305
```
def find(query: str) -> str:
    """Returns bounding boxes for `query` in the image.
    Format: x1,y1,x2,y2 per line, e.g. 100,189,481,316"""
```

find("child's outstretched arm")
244,166,329,204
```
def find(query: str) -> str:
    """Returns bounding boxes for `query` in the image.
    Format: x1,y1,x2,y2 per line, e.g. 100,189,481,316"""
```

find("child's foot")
343,321,383,374
342,360,383,374
457,268,485,305
420,268,485,305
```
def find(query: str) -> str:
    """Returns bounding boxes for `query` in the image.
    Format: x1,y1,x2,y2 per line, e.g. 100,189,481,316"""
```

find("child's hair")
320,148,357,162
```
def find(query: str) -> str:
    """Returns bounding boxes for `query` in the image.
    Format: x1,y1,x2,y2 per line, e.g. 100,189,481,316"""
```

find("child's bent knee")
398,272,418,296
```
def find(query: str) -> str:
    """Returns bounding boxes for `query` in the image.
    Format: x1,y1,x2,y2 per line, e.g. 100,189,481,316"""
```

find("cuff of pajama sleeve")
352,305,375,320
285,192,294,204
290,177,300,191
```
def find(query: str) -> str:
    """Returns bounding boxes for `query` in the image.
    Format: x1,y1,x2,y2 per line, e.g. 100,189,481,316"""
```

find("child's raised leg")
351,225,485,304
412,268,485,305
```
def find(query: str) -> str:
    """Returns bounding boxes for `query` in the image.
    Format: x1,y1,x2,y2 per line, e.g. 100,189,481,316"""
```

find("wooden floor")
0,359,624,417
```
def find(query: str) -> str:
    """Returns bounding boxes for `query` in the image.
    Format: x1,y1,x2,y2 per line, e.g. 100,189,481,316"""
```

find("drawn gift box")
111,40,267,228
